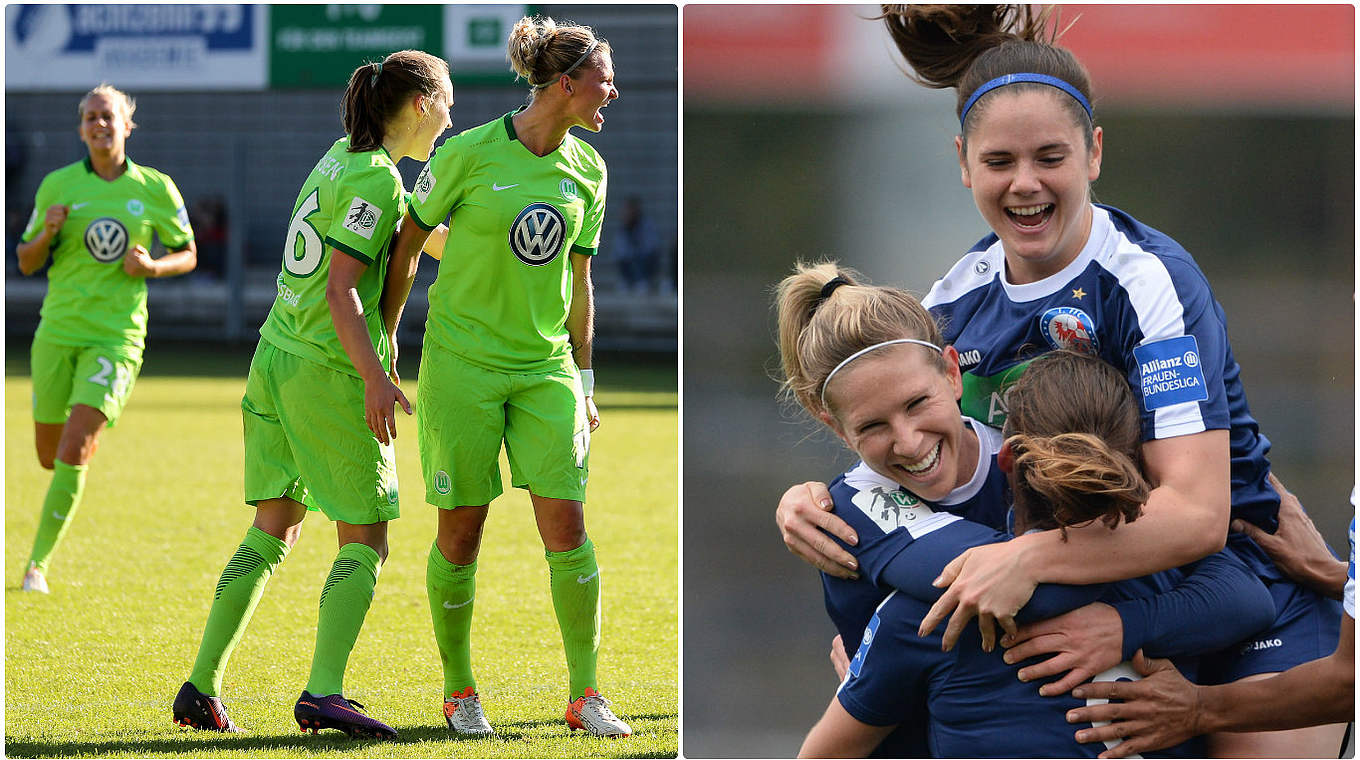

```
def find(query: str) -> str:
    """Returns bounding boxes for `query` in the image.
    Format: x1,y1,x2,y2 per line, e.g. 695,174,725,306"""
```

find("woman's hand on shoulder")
776,481,860,580
918,538,1039,651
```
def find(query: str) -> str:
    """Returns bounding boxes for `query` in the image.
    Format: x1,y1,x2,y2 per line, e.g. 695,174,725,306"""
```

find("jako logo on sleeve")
1133,335,1208,411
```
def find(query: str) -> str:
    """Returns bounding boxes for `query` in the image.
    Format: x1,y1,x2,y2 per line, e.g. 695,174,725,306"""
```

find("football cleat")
172,681,243,732
443,687,494,736
565,687,631,737
21,564,48,593
294,690,398,739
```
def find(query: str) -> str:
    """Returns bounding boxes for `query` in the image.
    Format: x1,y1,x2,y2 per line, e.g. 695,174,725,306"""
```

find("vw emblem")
85,217,128,262
509,203,566,266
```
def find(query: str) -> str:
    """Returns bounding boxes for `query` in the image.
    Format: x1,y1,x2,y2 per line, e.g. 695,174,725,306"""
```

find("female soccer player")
774,6,1346,756
779,263,1274,757
385,15,629,738
16,84,197,594
171,50,453,738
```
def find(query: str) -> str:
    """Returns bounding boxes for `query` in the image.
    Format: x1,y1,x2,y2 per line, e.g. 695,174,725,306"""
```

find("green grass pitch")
5,345,678,758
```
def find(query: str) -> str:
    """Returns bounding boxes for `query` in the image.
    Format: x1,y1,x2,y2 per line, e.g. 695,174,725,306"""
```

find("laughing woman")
387,15,630,738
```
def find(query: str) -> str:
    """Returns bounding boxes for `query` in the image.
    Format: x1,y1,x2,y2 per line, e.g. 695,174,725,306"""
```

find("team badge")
559,178,578,200
85,217,128,262
1039,306,1098,355
434,470,451,495
342,195,382,240
414,164,436,203
509,202,566,266
974,259,990,275
126,199,144,216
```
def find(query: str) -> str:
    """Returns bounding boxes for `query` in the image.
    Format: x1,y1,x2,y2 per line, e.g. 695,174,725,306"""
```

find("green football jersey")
409,112,607,373
259,137,405,378
22,157,194,350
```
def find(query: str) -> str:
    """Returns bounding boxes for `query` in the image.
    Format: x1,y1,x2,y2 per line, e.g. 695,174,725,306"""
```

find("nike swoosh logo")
576,570,600,584
443,597,473,609
491,183,519,191
71,203,90,210
52,511,66,520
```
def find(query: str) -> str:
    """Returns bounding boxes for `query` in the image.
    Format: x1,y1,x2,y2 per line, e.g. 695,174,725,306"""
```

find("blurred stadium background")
683,5,1354,756
5,3,677,352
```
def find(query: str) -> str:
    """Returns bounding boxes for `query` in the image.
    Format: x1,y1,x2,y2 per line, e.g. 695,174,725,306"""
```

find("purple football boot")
172,681,243,733
294,691,398,739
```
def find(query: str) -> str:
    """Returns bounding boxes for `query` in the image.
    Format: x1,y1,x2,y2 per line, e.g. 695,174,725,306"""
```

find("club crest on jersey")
126,199,144,216
434,470,451,495
85,217,128,262
509,202,566,266
414,164,435,203
559,178,578,200
343,196,382,240
851,485,931,532
1039,306,1098,355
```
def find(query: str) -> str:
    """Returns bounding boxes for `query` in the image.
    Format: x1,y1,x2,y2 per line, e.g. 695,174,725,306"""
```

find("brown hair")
508,15,612,92
1003,350,1145,537
78,83,137,129
879,4,1094,146
776,261,944,416
341,49,450,153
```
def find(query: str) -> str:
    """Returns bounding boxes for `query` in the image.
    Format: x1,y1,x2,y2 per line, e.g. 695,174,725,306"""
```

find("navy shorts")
1196,576,1344,684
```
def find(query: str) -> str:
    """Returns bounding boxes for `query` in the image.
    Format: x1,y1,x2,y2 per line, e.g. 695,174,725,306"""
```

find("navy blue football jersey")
923,204,1281,575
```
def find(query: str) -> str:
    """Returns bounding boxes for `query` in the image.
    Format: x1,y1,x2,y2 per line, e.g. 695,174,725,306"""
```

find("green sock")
188,526,290,696
546,537,601,700
427,543,478,696
305,542,381,697
28,459,89,574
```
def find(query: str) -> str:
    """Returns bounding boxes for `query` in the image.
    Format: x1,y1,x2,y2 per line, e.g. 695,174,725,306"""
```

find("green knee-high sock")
305,542,381,697
427,543,478,696
546,537,601,700
188,526,291,696
28,459,89,574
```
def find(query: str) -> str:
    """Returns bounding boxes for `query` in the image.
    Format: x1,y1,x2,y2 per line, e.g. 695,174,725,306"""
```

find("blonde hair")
1003,350,1146,537
78,83,136,129
508,15,612,92
775,261,943,416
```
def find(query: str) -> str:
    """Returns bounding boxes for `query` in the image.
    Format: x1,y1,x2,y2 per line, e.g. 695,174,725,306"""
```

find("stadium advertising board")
271,4,526,88
5,4,265,91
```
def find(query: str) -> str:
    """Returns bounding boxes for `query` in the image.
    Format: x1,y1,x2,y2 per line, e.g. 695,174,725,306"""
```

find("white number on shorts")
282,188,324,277
88,356,131,400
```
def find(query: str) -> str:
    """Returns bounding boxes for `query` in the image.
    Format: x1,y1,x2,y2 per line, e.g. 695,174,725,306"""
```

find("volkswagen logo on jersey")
84,217,128,262
509,202,566,266
1039,306,1098,355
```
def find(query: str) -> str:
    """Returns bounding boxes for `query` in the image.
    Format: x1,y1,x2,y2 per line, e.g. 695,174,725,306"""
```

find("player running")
385,15,629,739
16,84,197,594
171,50,453,738
776,6,1346,756
778,264,1273,756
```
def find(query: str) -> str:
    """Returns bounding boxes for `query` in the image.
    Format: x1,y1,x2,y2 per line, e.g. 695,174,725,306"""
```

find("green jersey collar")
83,155,131,175
502,108,526,142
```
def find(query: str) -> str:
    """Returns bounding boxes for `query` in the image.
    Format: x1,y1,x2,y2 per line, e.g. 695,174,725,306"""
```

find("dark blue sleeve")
1112,549,1275,661
874,521,1107,622
837,594,938,728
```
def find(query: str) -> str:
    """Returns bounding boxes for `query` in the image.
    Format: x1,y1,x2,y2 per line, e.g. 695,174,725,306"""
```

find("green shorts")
30,335,143,427
417,345,589,507
241,340,399,525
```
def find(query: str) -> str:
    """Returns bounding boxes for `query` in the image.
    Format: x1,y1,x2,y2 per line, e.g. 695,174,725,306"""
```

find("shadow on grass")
6,713,679,758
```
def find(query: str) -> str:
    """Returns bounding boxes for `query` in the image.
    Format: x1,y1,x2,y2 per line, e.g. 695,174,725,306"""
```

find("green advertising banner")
269,4,527,89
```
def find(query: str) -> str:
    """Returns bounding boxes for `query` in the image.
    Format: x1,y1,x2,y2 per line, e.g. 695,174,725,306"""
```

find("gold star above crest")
1071,287,1086,300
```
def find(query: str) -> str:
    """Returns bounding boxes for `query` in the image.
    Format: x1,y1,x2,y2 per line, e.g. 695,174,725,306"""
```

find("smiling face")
957,88,1103,284
566,51,618,132
823,344,977,502
79,92,132,159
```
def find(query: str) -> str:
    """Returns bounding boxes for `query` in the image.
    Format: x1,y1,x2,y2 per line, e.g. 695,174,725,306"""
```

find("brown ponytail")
879,4,1094,144
1003,350,1145,537
341,49,450,153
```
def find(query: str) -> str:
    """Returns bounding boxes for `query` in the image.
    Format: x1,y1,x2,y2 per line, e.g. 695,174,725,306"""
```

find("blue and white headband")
819,339,943,407
960,72,1092,128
